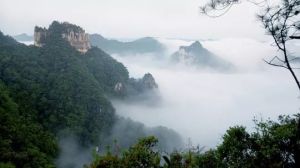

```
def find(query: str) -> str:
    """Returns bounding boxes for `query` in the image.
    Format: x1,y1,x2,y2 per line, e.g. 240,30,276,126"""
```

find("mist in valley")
2,0,300,167
14,35,300,164
111,38,300,148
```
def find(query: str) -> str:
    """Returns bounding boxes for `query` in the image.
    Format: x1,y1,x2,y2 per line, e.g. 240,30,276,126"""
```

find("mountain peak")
179,41,203,52
190,41,202,48
172,40,233,70
34,21,91,53
142,73,158,89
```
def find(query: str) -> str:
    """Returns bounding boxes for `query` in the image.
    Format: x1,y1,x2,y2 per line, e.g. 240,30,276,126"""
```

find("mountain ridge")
89,33,165,55
171,41,234,70
13,33,33,41
0,22,182,168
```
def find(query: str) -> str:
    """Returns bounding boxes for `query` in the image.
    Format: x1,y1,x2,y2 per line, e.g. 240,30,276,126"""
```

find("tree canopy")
87,114,300,168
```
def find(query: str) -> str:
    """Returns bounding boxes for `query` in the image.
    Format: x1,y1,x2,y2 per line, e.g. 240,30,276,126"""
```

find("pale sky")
0,0,267,40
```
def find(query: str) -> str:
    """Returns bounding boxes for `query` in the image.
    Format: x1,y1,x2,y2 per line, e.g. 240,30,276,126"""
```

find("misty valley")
1,0,300,168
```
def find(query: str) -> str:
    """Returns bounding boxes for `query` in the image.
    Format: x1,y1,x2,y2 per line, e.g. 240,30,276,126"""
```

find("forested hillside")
0,22,182,168
87,114,300,168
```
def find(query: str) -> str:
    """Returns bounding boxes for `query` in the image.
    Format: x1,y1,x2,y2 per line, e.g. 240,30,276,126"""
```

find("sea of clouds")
111,37,300,148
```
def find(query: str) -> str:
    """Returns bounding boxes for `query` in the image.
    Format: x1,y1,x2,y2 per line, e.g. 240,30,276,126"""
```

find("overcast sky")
0,0,268,40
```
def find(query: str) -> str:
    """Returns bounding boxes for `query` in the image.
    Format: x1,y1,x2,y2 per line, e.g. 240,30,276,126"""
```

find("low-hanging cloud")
111,38,300,148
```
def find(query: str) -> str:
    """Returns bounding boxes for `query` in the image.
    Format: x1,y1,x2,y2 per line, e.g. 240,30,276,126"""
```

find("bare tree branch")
290,35,300,39
263,59,289,69
201,0,300,91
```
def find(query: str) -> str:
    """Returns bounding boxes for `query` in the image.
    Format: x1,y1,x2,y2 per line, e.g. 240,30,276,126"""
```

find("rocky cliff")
34,27,47,47
34,21,91,53
114,73,158,96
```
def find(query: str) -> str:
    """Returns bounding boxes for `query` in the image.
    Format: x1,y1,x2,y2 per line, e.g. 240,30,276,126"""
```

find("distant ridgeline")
89,34,166,55
13,33,33,41
14,27,234,71
0,21,181,168
89,34,234,71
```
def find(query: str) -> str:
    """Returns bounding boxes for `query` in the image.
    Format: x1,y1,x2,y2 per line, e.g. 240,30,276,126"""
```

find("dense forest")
87,114,300,168
0,22,182,168
0,21,299,168
2,0,300,167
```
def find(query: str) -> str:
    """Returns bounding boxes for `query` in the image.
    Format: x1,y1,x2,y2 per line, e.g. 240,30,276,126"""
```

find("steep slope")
89,34,165,54
171,41,234,70
0,22,182,167
0,26,117,167
0,26,118,146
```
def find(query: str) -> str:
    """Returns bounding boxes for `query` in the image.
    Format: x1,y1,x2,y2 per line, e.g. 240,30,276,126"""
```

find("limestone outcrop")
34,27,47,47
34,21,91,53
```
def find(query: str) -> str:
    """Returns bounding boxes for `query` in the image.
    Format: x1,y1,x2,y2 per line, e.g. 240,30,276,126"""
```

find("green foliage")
1,33,99,144
2,21,299,168
122,136,160,168
102,117,183,152
0,22,131,143
0,22,131,167
217,126,253,167
87,136,160,168
0,81,58,168
84,47,129,94
163,114,299,168
89,114,299,168
250,115,300,167
0,162,16,168
88,148,122,168
0,24,175,167
163,152,184,168
196,150,220,168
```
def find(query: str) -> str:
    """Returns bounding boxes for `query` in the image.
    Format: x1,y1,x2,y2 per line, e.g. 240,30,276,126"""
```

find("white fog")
2,0,300,167
111,38,300,148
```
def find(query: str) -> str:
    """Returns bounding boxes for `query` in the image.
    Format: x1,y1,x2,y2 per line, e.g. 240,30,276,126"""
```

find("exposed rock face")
34,27,47,47
61,29,90,53
114,82,124,93
34,21,91,53
114,73,158,96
